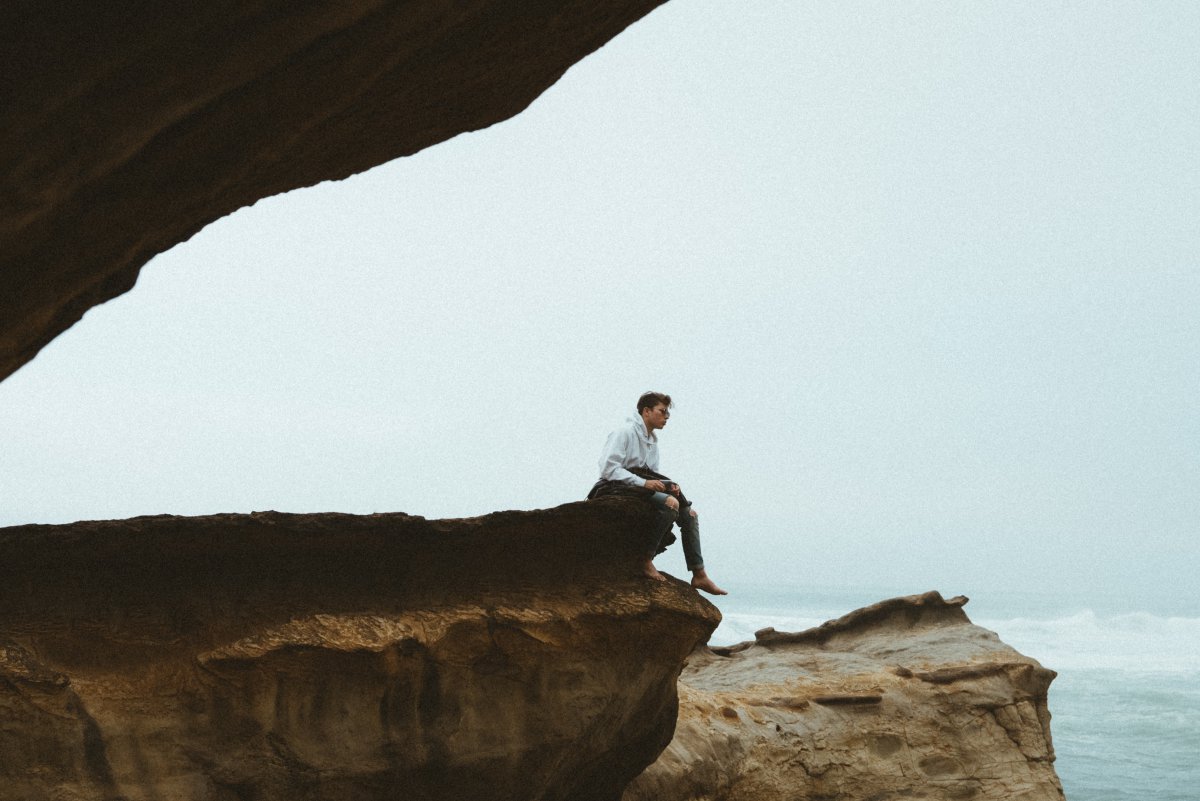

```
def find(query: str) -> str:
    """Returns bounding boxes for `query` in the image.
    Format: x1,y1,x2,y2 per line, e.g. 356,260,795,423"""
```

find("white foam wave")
710,612,827,647
978,610,1200,674
712,608,1200,675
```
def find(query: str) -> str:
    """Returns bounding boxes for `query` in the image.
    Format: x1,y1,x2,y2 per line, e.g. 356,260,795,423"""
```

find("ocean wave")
710,612,827,647
712,607,1200,675
978,610,1200,674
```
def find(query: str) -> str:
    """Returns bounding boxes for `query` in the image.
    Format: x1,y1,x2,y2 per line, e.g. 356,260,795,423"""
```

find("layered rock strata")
624,592,1065,801
0,500,719,801
0,1,668,382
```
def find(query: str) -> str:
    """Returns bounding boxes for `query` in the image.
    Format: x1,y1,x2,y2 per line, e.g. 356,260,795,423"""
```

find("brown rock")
0,1,668,382
0,500,719,801
623,591,1065,801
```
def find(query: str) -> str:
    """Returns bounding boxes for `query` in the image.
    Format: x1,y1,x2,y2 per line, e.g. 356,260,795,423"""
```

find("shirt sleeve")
598,429,646,486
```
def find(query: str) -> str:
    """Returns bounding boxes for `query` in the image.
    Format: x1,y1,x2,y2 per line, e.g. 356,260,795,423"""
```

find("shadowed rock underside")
0,0,668,382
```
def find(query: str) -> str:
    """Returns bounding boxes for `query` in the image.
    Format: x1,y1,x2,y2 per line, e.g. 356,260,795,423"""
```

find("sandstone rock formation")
0,500,719,801
624,592,1065,801
0,1,667,382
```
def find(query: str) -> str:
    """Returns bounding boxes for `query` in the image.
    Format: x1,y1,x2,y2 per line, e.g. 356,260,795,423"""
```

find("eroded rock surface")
0,1,667,382
624,592,1065,801
0,500,719,801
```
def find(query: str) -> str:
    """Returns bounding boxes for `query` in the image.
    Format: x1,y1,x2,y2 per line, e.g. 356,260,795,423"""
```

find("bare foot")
642,559,668,582
690,571,728,596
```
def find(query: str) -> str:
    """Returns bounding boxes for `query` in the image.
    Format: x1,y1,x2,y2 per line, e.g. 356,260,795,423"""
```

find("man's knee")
665,496,679,512
688,508,697,519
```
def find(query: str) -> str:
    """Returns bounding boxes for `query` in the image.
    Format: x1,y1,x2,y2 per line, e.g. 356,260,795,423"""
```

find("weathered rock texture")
0,500,719,801
624,592,1065,801
0,1,667,382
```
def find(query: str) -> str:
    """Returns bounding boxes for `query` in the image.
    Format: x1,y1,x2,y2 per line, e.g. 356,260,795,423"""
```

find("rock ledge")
0,501,717,801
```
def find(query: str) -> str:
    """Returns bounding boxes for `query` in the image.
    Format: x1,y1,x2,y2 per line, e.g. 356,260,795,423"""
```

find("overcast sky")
2,1,1197,603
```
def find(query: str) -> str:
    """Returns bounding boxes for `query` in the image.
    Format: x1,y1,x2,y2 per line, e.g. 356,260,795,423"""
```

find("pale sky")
2,1,1198,602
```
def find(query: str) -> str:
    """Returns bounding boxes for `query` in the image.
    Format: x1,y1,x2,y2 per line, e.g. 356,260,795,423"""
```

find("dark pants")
649,491,704,571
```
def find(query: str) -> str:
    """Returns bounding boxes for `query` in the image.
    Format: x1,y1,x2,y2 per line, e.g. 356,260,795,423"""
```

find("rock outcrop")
624,592,1065,801
0,1,668,382
0,505,1067,801
0,500,719,801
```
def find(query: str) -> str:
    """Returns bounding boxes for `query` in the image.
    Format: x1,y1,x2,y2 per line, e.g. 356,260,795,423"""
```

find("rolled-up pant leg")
648,491,705,572
677,500,704,572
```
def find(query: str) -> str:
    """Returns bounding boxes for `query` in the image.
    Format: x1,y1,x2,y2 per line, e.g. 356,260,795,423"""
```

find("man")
589,391,727,595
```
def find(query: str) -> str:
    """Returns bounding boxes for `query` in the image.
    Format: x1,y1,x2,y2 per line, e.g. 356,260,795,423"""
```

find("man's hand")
645,479,680,496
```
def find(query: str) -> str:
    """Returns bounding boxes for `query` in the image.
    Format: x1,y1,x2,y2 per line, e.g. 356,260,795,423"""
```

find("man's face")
643,403,671,431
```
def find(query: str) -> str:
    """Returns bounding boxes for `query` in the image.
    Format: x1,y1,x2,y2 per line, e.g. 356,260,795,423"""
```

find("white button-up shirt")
597,415,660,486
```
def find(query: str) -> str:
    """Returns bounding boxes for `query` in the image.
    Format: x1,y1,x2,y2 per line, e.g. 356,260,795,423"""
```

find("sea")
708,583,1200,801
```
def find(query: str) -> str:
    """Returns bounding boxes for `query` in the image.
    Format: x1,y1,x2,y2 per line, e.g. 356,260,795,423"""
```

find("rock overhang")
0,1,670,383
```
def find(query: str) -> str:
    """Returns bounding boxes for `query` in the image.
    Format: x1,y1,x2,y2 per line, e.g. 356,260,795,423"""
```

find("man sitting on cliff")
588,391,727,596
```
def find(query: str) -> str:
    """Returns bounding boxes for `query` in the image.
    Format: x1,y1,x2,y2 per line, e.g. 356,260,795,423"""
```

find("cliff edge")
0,500,718,801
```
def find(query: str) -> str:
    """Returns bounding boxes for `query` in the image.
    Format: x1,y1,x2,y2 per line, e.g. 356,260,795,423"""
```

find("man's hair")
637,391,673,414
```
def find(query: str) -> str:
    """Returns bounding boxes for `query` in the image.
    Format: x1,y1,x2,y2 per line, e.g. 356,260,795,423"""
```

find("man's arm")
598,429,647,486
